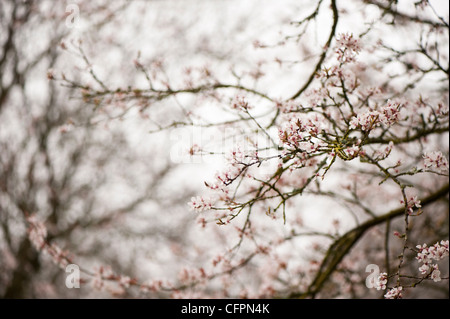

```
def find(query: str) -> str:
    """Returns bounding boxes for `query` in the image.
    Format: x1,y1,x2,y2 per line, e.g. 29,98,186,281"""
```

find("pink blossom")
350,101,401,131
344,145,360,158
418,263,430,275
379,101,402,126
231,95,252,110
189,196,214,212
349,110,380,131
46,243,70,268
278,115,322,150
384,286,403,299
276,99,299,113
91,274,104,291
27,215,48,250
27,215,71,268
416,240,449,281
430,265,441,282
423,151,449,174
436,103,448,117
215,165,242,186
188,144,202,156
335,33,361,63
401,195,421,215
417,240,449,263
372,141,394,160
304,87,329,107
375,272,388,290
227,147,245,165
119,275,132,288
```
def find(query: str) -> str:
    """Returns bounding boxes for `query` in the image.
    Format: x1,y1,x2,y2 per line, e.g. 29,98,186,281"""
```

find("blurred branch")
364,0,449,28
290,0,339,100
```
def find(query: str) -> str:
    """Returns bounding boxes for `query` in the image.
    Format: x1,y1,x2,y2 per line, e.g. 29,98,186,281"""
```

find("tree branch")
291,183,449,298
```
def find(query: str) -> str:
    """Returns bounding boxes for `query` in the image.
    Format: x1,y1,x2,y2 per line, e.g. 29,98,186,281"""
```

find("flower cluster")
27,215,47,250
335,33,361,63
89,265,138,295
379,100,402,126
317,65,359,91
45,244,70,269
372,141,394,161
343,145,361,159
214,165,242,188
400,195,422,215
189,196,214,212
231,95,252,110
349,110,380,131
188,144,202,156
375,272,388,290
349,101,401,131
119,275,132,288
26,214,71,268
91,266,115,290
384,286,403,299
278,115,322,152
188,146,263,218
304,87,329,108
226,147,246,165
435,102,448,117
276,99,300,113
423,151,449,174
416,240,449,282
178,267,208,285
